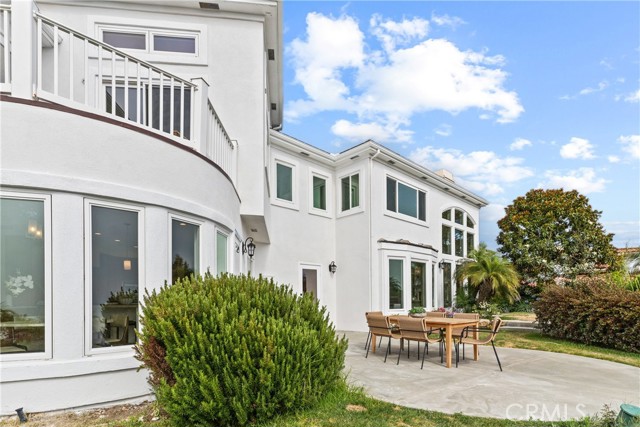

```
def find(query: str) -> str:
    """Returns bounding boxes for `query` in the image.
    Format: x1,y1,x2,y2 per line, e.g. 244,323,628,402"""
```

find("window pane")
103,31,146,50
411,262,426,308
467,216,475,228
172,220,199,283
467,233,474,257
216,233,227,275
351,174,359,208
149,86,192,139
418,191,426,221
106,87,140,122
153,35,196,53
398,182,417,218
341,176,350,211
313,176,326,210
443,262,452,307
455,229,464,257
442,209,451,220
0,198,45,354
91,206,138,348
276,163,293,201
442,225,451,255
386,177,396,212
389,259,403,309
454,209,464,225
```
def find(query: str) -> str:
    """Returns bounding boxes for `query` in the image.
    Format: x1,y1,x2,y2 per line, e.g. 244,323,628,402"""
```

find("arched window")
441,208,475,258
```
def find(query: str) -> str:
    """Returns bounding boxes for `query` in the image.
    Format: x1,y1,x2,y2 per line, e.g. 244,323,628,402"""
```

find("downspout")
368,148,381,312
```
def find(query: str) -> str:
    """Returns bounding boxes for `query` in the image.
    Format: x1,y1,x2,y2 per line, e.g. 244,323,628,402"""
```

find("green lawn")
495,330,640,368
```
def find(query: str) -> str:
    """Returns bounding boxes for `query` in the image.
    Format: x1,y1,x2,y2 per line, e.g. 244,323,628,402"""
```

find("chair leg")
463,343,465,360
384,337,391,363
407,340,411,359
365,331,371,350
492,341,503,371
421,342,427,370
455,342,459,368
365,334,372,358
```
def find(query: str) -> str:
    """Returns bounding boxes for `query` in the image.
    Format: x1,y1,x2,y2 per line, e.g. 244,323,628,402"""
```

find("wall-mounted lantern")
242,237,256,259
328,261,337,274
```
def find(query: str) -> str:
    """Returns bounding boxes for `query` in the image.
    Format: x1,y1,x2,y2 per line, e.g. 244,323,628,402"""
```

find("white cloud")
286,12,524,142
430,12,466,29
618,134,640,159
624,89,640,103
560,137,595,160
434,123,452,137
410,146,533,196
604,221,640,248
482,203,507,222
331,119,413,143
578,80,609,96
509,137,532,151
608,155,621,163
539,168,608,194
370,14,429,53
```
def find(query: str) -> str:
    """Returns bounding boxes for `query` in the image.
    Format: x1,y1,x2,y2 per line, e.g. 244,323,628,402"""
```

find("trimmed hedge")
135,274,348,426
534,276,640,353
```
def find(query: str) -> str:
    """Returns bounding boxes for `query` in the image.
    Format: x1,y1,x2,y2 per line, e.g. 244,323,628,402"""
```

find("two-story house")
0,0,486,414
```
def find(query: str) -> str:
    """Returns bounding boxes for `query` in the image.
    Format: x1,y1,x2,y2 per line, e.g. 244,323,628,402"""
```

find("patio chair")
426,311,446,317
364,311,383,350
455,317,504,371
396,316,443,368
365,314,401,363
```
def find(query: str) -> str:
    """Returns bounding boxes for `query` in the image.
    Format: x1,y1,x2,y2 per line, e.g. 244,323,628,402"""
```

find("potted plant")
107,288,138,305
408,307,426,318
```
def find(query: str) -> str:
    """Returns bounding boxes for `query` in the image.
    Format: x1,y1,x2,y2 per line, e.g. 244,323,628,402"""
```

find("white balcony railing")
0,3,236,183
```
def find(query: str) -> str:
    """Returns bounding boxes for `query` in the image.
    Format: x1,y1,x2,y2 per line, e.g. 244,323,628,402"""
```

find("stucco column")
10,0,36,99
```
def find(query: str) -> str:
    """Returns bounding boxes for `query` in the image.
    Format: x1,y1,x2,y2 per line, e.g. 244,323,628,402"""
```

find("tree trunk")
476,281,493,303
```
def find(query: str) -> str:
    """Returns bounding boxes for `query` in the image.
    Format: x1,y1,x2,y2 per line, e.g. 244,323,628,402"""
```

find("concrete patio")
341,331,640,422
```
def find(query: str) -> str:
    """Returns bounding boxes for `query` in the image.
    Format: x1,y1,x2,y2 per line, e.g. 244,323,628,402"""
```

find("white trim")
298,262,323,302
385,174,429,226
168,213,203,280
271,157,299,210
308,168,332,218
0,191,52,362
89,16,207,66
83,198,145,357
337,168,364,218
215,229,229,275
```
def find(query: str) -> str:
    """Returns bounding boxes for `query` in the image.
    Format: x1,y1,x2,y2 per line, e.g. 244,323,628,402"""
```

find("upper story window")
386,177,426,221
312,175,327,210
101,27,198,55
441,208,476,258
276,162,293,202
341,173,360,212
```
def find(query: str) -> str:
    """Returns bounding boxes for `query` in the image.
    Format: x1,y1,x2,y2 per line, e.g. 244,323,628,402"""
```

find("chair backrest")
453,312,479,320
396,316,428,341
367,314,392,337
365,311,383,319
425,311,445,318
490,317,503,336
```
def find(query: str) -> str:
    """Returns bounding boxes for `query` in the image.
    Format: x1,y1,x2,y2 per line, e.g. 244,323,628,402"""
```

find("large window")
455,229,464,257
386,177,426,221
442,225,452,255
411,262,426,308
172,219,199,283
341,173,360,212
441,208,476,258
0,196,48,355
388,259,403,309
276,163,293,202
216,232,228,275
90,205,139,349
105,84,192,139
102,28,197,55
442,262,452,307
312,175,327,210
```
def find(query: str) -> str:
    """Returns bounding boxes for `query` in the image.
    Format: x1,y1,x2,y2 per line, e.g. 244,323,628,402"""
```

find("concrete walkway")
341,331,640,422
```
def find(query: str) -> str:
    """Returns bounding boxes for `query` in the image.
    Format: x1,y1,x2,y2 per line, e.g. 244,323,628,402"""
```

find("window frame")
215,229,229,276
272,158,299,210
337,169,364,217
441,207,477,260
385,175,428,225
84,198,144,356
0,191,52,362
91,17,208,65
383,252,435,313
308,168,332,218
168,213,202,283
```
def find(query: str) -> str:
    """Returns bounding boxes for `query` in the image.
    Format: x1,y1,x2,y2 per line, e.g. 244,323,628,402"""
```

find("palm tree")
456,243,520,304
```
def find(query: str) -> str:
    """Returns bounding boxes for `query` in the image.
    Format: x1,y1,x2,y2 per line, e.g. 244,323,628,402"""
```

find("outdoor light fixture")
242,237,256,259
328,261,337,274
438,259,445,269
15,407,27,423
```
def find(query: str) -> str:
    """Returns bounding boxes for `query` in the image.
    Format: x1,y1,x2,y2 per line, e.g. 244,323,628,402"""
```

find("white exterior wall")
0,101,243,414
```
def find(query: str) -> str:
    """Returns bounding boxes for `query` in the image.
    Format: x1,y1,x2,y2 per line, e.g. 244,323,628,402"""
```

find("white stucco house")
0,0,487,415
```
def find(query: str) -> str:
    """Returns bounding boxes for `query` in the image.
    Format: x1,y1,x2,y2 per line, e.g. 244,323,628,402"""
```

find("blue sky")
280,1,640,250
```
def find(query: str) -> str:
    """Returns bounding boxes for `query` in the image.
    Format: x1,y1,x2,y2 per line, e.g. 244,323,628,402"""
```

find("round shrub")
135,274,348,426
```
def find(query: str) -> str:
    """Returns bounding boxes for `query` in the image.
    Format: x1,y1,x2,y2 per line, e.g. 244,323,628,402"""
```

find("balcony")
0,2,236,184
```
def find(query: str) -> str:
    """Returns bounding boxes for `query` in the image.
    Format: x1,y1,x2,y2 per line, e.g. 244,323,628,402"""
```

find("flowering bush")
4,274,34,296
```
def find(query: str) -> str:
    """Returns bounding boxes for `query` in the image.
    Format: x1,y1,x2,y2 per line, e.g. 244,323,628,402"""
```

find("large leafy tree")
456,243,520,303
497,189,620,285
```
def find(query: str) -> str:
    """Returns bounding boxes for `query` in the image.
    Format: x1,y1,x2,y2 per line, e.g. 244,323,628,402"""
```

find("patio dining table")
373,315,479,368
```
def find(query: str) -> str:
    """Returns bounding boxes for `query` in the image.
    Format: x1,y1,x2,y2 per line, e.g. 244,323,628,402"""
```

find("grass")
495,330,640,368
500,312,536,321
